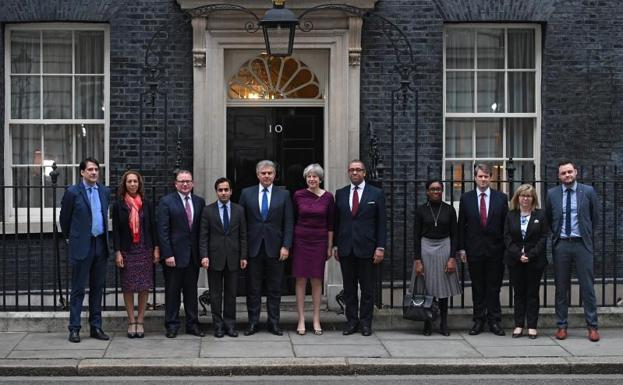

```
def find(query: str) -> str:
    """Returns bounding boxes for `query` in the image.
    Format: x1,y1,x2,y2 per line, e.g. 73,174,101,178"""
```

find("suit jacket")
334,183,387,258
545,182,598,253
503,208,549,269
59,182,110,263
199,201,248,271
112,197,158,252
156,192,205,268
238,185,294,258
457,189,508,260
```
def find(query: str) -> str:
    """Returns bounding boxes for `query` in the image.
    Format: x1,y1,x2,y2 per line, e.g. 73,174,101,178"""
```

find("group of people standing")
59,157,599,343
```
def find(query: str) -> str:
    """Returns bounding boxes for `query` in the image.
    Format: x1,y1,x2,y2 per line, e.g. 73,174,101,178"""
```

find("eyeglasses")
428,188,443,192
176,180,193,184
348,168,365,173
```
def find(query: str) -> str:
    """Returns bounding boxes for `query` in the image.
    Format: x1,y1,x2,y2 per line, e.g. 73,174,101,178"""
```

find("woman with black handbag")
414,179,462,336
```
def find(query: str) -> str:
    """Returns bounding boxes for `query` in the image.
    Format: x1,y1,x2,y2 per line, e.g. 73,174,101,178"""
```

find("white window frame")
442,23,542,196
3,23,110,231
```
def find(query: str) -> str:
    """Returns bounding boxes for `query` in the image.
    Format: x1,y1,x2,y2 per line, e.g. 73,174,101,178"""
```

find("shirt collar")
477,187,490,197
260,184,273,193
83,181,98,190
351,180,366,191
220,200,230,208
178,191,192,200
562,182,577,192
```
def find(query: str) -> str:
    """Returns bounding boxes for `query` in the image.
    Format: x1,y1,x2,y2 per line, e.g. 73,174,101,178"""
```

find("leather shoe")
468,321,484,335
423,321,432,336
361,326,372,336
342,324,358,335
268,324,283,336
165,329,178,338
186,326,205,337
214,328,225,338
89,327,110,341
489,323,505,336
225,328,238,338
68,330,80,343
244,323,259,336
588,327,600,342
554,327,567,340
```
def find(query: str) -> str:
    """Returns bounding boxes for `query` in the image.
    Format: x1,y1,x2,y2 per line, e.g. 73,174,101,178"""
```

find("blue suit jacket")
59,182,110,263
334,183,386,258
238,185,294,258
545,182,598,253
157,192,205,268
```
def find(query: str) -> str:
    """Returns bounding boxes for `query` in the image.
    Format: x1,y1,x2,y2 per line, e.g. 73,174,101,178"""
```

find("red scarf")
124,194,143,244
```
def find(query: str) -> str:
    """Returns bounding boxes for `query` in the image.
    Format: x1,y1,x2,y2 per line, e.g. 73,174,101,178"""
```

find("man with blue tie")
546,160,600,342
238,160,294,336
60,157,110,343
199,177,248,338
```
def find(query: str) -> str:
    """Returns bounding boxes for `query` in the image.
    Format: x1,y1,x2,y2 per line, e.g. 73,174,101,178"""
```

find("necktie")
479,192,487,228
261,188,269,221
184,196,193,229
88,187,103,236
222,203,229,233
352,185,359,217
565,188,572,237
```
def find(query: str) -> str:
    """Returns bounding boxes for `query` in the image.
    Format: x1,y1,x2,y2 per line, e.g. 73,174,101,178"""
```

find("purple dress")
292,189,335,279
120,210,154,293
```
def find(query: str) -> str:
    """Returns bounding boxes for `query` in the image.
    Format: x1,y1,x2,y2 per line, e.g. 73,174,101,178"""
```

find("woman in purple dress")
292,163,335,335
112,170,159,338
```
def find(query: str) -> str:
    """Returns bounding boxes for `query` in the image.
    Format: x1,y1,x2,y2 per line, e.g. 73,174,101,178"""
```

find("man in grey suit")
546,160,600,342
199,177,247,338
238,160,294,336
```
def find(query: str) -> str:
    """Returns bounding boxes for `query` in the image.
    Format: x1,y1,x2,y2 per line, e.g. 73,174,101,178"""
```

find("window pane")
75,31,104,74
44,125,73,165
11,76,40,119
445,119,472,158
446,72,474,112
487,162,504,188
475,119,503,158
445,161,473,201
76,76,104,119
507,118,534,158
508,29,535,69
44,166,72,208
75,125,105,163
43,76,72,119
42,31,72,74
477,72,504,113
508,72,535,112
13,167,43,208
11,124,41,165
11,31,40,74
477,29,504,69
446,29,474,69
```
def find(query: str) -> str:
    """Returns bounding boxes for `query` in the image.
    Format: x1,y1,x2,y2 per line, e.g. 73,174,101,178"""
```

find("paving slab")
0,333,26,358
14,332,110,350
375,330,463,340
476,345,571,357
105,337,200,358
382,339,481,358
200,340,294,358
7,349,104,359
556,336,623,357
293,343,389,358
289,331,381,345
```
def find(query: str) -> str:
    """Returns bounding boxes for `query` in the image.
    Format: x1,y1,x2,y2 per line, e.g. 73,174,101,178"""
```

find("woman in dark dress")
414,179,462,336
292,163,335,335
112,170,159,338
504,184,548,339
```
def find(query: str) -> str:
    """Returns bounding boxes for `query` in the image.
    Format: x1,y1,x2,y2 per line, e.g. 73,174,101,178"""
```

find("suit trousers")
246,243,284,326
339,254,374,328
467,257,504,324
553,239,598,328
163,263,200,331
68,235,107,331
208,267,238,330
509,264,544,328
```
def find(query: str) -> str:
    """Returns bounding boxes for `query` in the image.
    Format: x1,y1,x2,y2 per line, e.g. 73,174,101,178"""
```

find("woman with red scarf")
112,170,160,338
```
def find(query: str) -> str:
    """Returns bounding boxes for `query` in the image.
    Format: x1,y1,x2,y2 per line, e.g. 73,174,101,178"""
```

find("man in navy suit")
157,170,205,338
546,160,600,342
238,160,294,336
60,157,110,343
457,163,508,336
334,160,386,336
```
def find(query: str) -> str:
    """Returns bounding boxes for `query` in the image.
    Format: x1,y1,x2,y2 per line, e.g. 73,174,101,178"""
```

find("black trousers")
208,267,238,330
163,263,200,331
246,244,284,326
509,263,544,328
339,254,374,328
467,257,505,324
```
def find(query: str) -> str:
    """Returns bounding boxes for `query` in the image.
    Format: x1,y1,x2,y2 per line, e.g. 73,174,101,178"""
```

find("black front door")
226,106,324,295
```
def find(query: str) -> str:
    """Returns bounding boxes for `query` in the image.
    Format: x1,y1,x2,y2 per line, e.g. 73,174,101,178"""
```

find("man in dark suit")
238,160,294,336
199,177,248,338
60,157,110,343
334,159,386,337
157,170,205,338
457,163,508,336
546,160,600,342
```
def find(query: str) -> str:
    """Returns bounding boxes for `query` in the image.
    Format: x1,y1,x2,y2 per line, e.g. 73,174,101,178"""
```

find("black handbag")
403,263,439,322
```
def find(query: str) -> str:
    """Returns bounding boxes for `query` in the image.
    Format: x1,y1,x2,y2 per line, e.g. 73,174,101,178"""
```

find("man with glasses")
157,170,205,338
334,160,386,336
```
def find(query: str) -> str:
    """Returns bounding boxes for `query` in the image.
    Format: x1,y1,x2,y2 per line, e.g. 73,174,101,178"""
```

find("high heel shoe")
127,322,137,339
528,329,537,339
512,327,523,338
135,322,145,338
296,328,306,336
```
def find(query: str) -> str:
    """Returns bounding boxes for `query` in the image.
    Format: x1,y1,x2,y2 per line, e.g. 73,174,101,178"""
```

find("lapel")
173,193,191,229
214,202,227,234
252,185,262,217
576,184,585,210
354,185,370,218
470,190,480,220
191,195,202,229
554,186,564,221
524,211,537,239
486,191,496,227
78,183,91,209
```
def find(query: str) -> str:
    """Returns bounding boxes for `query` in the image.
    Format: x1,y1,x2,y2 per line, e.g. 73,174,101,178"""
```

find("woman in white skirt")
414,179,462,336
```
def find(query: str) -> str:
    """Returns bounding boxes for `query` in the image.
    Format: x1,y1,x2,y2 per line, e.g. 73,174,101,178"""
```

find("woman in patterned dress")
112,170,159,338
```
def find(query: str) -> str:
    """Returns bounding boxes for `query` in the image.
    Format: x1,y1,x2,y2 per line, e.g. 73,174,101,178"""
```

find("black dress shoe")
68,330,80,343
361,326,372,336
89,327,110,341
165,329,178,338
187,326,205,337
489,323,505,336
423,321,432,336
214,328,225,338
244,323,259,336
342,324,358,335
225,328,239,338
268,324,283,336
469,321,484,335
